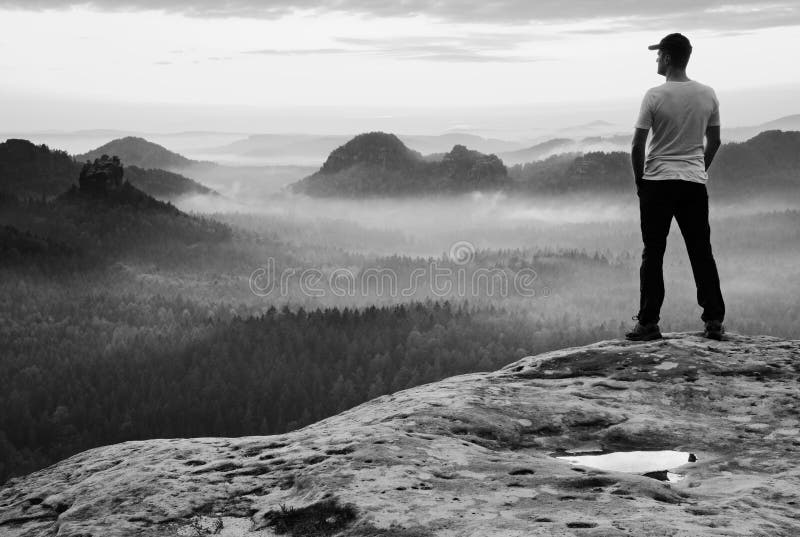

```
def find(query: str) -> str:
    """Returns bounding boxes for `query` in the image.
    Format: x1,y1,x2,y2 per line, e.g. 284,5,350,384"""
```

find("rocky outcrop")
1,331,799,536
60,160,183,215
78,155,124,195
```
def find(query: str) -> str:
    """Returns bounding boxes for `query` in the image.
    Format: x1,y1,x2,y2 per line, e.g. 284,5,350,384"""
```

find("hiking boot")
625,315,662,341
703,319,725,340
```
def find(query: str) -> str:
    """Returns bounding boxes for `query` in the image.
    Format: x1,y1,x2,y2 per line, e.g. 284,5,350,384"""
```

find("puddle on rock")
555,450,695,483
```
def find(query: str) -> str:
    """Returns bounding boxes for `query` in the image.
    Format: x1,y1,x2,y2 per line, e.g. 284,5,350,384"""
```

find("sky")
0,0,798,135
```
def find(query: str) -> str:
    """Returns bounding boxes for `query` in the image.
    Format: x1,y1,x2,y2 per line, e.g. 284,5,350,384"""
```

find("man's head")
648,33,692,75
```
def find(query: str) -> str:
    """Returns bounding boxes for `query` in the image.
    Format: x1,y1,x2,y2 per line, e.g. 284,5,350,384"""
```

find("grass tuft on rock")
262,497,358,536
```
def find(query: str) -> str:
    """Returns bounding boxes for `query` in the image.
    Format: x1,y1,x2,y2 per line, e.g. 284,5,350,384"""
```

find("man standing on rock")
626,33,726,341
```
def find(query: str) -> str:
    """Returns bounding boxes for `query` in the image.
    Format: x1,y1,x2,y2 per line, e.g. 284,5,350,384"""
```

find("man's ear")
663,53,671,66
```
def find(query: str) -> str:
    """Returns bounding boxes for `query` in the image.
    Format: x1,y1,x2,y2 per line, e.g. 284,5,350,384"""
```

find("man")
626,33,726,342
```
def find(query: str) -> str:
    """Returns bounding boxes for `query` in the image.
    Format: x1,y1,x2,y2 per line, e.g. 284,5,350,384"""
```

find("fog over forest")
2,111,799,489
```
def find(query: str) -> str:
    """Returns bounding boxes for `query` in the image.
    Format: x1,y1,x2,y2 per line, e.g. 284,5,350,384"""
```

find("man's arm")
704,125,721,171
631,128,649,191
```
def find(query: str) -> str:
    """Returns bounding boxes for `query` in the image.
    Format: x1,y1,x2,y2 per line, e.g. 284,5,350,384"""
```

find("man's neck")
665,68,690,82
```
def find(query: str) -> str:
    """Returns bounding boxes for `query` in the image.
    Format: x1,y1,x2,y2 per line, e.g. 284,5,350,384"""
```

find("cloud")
245,47,352,56
335,33,536,51
338,33,548,63
563,4,800,34
1,0,798,31
243,34,547,63
405,52,540,63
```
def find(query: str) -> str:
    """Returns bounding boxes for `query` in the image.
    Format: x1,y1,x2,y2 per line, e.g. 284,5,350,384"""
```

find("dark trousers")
637,179,725,325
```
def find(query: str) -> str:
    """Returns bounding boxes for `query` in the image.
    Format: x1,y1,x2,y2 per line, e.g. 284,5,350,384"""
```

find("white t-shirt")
635,80,720,184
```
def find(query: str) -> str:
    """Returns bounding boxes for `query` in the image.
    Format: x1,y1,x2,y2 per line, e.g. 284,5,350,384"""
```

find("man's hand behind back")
704,125,721,171
631,128,649,195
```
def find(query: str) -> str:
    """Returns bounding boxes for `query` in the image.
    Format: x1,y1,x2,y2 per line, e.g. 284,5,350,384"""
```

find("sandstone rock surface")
1,331,799,536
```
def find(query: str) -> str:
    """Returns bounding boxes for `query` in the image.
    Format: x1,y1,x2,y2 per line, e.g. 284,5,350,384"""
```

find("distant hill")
500,135,632,165
500,138,574,164
558,119,615,132
290,129,800,198
506,115,800,163
400,133,523,156
0,139,217,201
75,136,197,170
205,134,350,164
759,114,800,131
508,151,632,194
0,156,231,272
553,119,621,139
707,129,800,197
722,114,800,142
508,130,800,197
290,132,510,197
581,134,632,146
123,165,217,200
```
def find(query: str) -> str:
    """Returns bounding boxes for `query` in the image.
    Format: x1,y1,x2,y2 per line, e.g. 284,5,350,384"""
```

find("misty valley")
1,122,799,487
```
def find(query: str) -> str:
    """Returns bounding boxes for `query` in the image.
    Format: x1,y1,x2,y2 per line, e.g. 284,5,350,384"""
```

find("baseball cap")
648,33,692,54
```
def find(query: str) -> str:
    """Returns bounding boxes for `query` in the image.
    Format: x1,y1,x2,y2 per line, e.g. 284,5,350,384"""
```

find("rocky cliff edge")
1,331,799,536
